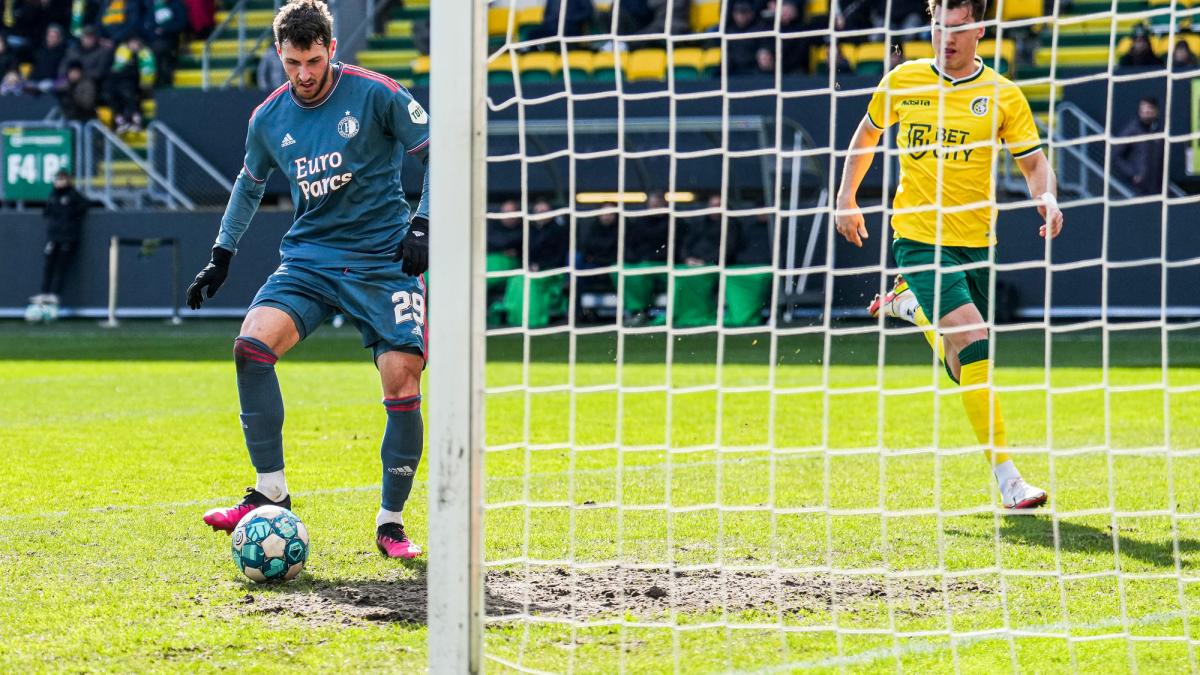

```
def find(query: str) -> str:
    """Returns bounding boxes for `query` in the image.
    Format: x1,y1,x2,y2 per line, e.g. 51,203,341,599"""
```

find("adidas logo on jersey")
281,133,296,148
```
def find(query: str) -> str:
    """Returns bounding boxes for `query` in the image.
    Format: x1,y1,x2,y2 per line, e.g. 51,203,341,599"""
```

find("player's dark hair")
927,0,987,22
273,0,333,50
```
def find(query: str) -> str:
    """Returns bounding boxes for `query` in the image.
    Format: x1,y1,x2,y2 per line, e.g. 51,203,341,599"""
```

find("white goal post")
427,0,487,673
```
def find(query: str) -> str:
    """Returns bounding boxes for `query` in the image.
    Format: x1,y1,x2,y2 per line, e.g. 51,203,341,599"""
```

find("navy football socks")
233,336,286,474
380,395,423,512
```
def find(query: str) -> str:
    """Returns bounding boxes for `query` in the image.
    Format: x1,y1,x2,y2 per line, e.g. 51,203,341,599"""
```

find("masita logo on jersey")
294,151,353,200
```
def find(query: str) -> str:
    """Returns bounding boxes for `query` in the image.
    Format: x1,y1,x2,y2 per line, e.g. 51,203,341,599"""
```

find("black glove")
393,216,428,276
186,246,233,310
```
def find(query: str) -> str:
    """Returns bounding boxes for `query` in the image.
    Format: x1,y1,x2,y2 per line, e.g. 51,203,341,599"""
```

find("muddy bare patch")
234,567,993,626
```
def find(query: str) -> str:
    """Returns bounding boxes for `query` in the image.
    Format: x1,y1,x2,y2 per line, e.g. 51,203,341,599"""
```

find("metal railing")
146,121,236,207
80,120,192,209
201,0,283,89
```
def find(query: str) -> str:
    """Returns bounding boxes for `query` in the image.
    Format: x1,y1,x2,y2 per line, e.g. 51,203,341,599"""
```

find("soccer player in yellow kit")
835,0,1064,509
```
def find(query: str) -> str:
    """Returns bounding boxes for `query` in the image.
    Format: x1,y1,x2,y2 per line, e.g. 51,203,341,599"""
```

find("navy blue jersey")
215,62,430,268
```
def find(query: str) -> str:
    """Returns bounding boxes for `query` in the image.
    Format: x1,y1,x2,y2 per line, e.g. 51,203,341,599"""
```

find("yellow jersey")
865,57,1041,247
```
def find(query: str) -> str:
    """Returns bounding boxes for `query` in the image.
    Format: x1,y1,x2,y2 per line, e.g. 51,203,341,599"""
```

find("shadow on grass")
3,319,1194,368
998,516,1200,569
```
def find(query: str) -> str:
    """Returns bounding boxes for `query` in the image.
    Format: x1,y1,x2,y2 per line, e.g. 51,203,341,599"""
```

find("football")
231,505,309,582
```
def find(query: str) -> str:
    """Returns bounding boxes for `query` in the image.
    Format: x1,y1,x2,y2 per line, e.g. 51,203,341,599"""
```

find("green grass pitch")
1,320,1198,673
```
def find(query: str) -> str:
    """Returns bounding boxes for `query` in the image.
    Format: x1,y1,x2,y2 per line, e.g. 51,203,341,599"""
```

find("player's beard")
294,64,332,103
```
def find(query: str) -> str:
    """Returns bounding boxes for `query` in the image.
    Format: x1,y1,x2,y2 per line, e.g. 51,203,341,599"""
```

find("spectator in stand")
183,0,215,40
618,0,690,37
58,60,98,120
672,194,722,327
889,0,928,34
257,46,287,90
29,169,90,318
775,0,814,75
30,23,68,92
144,0,187,86
1114,96,1165,195
97,0,141,46
526,0,594,43
727,0,767,75
502,198,569,328
1172,39,1198,70
108,34,154,132
61,25,112,84
1,69,27,95
486,199,523,326
574,204,618,321
9,0,57,62
621,192,670,326
1120,26,1165,68
724,210,773,327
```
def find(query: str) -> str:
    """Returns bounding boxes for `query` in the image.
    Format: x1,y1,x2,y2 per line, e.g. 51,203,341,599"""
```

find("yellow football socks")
958,340,1010,467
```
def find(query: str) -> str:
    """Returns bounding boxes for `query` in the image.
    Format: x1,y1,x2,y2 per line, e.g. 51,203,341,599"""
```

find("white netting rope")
475,0,1200,672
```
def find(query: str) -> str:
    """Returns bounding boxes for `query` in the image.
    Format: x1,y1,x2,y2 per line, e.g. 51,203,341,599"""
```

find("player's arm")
388,88,431,276
1015,151,1063,240
187,123,273,309
835,116,884,248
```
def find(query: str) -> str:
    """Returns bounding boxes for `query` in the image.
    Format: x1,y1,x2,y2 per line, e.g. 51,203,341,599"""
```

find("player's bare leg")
203,306,301,532
940,304,1047,511
374,349,425,558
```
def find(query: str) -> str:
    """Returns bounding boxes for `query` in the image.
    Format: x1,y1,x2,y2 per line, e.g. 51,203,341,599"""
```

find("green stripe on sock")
958,339,990,366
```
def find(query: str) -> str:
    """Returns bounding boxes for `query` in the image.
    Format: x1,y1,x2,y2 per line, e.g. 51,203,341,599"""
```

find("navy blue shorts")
250,263,427,362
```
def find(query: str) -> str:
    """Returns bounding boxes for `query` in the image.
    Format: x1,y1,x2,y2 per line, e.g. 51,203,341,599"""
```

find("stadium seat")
903,41,935,61
488,53,515,86
701,47,723,74
488,6,513,38
672,47,707,79
1000,0,1044,20
519,51,563,82
566,50,594,80
626,49,667,81
812,44,856,73
412,55,431,86
591,50,621,81
1034,45,1112,68
854,42,890,75
690,0,721,33
977,38,1016,73
515,5,545,30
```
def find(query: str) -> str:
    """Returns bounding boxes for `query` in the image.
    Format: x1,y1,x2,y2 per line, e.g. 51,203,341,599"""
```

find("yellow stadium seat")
807,0,829,19
903,41,934,60
519,51,563,81
1000,0,1043,20
811,43,856,73
592,50,621,81
566,50,594,78
488,6,513,38
974,38,1012,71
854,42,890,73
626,49,667,81
690,1,721,33
515,6,544,28
701,46,723,71
672,47,706,70
412,55,431,76
1035,45,1114,67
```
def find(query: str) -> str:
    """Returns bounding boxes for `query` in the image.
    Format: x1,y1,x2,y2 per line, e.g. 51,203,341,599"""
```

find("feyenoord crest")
970,96,990,117
338,111,360,139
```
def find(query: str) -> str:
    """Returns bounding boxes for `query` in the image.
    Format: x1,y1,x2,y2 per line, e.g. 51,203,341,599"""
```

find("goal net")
428,0,1200,672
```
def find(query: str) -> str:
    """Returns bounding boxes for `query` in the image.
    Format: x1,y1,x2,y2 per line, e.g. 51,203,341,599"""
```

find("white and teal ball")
231,505,308,582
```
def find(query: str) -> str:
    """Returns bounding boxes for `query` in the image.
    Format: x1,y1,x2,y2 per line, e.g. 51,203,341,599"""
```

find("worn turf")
0,320,1197,673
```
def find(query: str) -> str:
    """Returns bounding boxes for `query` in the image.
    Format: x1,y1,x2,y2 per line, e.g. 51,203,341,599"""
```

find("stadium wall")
1,201,1196,320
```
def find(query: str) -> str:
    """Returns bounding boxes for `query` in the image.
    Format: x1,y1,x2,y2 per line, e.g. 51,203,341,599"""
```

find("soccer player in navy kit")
186,0,429,559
